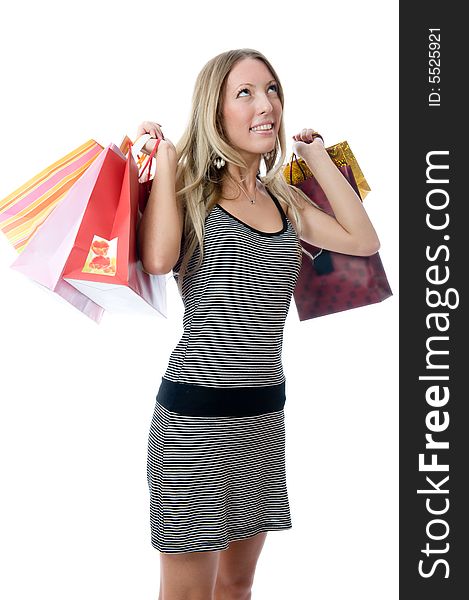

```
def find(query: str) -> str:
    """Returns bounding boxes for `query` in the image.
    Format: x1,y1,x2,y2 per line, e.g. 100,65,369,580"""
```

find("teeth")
251,124,273,131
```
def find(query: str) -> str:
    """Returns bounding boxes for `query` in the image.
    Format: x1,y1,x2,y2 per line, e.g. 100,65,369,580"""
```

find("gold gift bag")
283,140,371,200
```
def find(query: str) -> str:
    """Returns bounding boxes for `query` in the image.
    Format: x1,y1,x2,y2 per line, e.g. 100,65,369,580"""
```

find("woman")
138,48,380,600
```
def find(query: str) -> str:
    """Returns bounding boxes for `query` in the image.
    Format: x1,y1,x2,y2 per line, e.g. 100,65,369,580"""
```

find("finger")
139,121,163,135
148,125,164,140
298,129,317,142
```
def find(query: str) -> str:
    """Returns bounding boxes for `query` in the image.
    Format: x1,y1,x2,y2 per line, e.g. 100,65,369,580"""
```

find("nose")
257,93,274,116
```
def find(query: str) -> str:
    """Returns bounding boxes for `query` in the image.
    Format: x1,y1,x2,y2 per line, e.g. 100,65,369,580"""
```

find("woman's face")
221,58,282,159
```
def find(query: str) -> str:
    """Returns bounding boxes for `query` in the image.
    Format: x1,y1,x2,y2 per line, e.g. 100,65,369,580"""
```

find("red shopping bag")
284,150,392,320
61,140,167,317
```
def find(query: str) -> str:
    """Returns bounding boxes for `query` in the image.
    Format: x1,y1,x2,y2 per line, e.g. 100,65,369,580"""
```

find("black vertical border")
400,3,467,598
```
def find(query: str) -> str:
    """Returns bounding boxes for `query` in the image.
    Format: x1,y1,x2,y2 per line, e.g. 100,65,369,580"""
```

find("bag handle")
128,134,162,182
288,133,325,184
138,137,161,182
288,152,308,185
131,133,152,156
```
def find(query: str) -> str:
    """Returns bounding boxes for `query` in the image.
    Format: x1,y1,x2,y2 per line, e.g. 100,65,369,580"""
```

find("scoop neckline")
215,186,288,237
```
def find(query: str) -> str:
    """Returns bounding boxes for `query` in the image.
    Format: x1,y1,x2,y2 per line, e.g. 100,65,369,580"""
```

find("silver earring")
213,155,225,169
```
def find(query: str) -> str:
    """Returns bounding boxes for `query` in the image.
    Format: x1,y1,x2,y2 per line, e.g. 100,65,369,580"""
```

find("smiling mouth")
250,126,274,133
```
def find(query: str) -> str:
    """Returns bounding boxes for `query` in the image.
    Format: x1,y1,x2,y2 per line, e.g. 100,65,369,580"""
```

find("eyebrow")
235,79,277,88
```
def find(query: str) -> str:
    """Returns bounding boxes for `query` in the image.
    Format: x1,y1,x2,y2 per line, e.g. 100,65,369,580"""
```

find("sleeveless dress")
146,181,303,553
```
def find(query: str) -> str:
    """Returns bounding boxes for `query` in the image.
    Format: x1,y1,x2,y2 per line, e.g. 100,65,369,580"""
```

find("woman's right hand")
136,120,176,157
137,120,164,140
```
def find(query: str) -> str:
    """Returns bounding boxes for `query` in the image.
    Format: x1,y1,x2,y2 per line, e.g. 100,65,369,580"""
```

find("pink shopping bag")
9,147,111,322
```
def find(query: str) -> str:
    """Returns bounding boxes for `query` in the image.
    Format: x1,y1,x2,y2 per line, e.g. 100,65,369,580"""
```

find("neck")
223,160,261,198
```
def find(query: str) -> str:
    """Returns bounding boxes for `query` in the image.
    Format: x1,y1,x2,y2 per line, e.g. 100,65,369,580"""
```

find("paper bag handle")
128,134,161,182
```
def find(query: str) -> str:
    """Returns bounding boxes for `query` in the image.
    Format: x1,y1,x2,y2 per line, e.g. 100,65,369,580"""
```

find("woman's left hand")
292,128,325,162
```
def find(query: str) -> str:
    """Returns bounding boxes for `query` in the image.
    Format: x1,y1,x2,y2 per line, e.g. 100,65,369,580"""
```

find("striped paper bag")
0,139,103,253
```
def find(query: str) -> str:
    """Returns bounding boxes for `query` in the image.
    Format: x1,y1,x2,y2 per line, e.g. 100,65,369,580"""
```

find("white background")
0,1,398,598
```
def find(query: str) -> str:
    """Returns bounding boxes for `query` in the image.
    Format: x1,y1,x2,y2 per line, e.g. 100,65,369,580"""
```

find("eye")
237,83,278,97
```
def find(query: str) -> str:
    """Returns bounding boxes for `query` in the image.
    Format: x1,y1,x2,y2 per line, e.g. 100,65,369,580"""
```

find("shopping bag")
119,133,161,214
61,139,167,317
285,140,371,200
283,143,392,320
9,146,112,322
0,139,103,253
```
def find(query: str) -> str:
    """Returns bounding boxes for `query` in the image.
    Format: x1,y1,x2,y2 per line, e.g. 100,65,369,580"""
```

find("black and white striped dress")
147,181,303,553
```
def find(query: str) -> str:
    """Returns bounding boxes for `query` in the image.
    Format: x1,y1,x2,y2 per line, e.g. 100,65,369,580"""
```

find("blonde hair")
173,47,316,297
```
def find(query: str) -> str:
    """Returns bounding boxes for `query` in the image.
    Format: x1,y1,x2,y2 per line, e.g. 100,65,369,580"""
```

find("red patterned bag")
283,147,392,320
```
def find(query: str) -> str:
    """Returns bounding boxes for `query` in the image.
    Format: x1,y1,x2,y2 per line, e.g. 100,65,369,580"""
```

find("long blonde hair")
173,48,315,297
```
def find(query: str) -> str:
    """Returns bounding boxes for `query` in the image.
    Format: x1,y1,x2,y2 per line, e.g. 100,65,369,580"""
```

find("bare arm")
137,142,184,275
294,140,381,256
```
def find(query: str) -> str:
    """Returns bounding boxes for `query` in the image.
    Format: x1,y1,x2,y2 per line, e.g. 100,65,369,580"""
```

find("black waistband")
156,376,286,417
